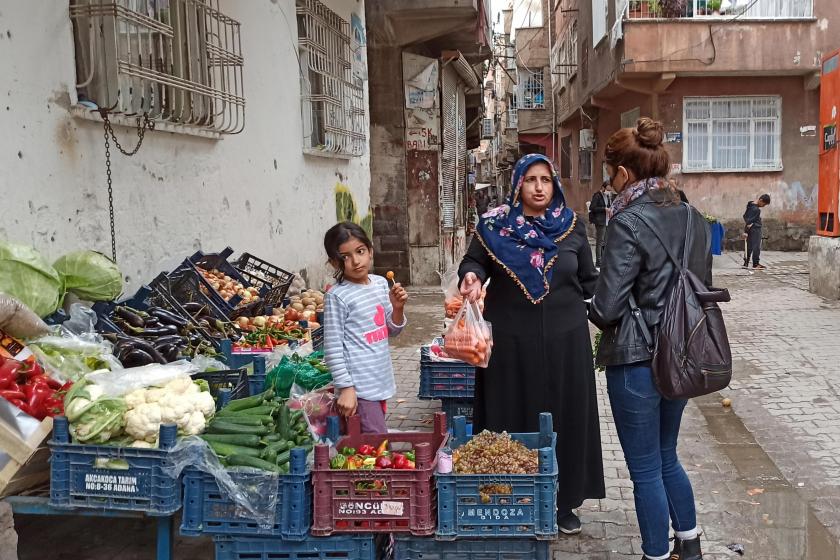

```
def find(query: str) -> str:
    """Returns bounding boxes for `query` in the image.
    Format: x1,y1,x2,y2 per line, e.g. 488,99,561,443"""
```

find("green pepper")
330,454,347,469
405,450,415,462
341,446,356,456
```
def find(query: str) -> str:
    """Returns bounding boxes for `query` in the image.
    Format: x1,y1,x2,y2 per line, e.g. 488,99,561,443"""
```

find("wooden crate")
0,415,53,497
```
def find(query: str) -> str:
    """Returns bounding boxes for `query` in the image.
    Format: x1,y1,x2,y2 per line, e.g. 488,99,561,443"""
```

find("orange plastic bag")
443,301,493,368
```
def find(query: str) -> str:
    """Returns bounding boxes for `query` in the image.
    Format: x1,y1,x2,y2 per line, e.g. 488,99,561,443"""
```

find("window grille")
508,94,518,128
518,69,545,109
296,0,366,157
506,44,516,70
556,21,578,91
481,118,494,139
70,0,245,134
579,149,592,180
683,96,781,172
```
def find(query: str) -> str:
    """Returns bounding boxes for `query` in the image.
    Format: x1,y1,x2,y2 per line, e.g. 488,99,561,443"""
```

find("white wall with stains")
0,0,370,293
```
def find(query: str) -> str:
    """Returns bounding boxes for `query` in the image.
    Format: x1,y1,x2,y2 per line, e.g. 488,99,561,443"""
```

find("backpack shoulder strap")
626,202,692,270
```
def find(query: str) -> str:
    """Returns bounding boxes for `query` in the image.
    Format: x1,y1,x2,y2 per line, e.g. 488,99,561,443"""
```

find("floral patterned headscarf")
476,153,576,303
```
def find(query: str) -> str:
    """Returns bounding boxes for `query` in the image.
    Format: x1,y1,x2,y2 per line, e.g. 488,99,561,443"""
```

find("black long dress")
458,218,605,514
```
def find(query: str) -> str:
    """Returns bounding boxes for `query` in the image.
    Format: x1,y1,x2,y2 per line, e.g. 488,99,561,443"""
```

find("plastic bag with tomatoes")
443,301,493,368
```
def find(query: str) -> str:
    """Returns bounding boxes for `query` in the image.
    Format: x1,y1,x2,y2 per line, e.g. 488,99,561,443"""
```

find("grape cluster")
453,430,539,474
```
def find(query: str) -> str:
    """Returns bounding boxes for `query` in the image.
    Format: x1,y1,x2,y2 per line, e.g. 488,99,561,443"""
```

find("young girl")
323,222,408,433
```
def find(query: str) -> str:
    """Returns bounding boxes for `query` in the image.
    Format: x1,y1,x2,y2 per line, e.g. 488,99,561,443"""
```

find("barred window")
518,69,545,109
508,94,518,128
70,0,245,134
296,0,366,157
683,96,781,172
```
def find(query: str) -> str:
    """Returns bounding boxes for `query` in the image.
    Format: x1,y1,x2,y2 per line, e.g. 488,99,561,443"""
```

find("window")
621,107,641,129
683,96,781,172
297,0,367,157
507,94,518,128
579,149,592,180
70,0,245,133
556,21,578,91
481,118,494,138
517,69,545,109
592,0,607,46
506,44,516,70
560,135,572,179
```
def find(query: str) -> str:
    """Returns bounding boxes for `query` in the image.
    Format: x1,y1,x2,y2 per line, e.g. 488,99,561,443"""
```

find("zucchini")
207,421,272,435
262,448,278,463
222,389,273,413
205,441,263,458
227,454,284,473
278,406,291,440
263,434,282,443
279,462,290,474
200,433,262,447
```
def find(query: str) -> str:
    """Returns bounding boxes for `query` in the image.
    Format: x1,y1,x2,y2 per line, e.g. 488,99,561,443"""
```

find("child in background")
322,222,408,433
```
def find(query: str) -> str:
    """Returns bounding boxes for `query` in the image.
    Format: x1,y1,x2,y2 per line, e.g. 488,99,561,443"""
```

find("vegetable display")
283,289,324,323
329,440,417,471
452,430,539,475
200,389,316,473
196,266,260,308
0,356,71,420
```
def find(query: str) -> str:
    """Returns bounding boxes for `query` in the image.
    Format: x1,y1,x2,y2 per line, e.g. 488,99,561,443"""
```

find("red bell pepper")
0,359,22,388
44,395,64,416
0,389,26,401
26,383,53,420
392,453,408,469
29,374,61,391
358,444,376,457
375,456,393,469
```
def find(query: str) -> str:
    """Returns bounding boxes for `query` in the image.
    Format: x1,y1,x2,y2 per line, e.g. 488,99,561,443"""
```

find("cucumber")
278,462,290,474
290,410,304,424
219,405,278,417
275,450,291,466
205,441,263,458
295,443,314,454
263,434,282,443
207,421,272,435
295,434,311,445
278,406,291,440
200,434,262,447
222,389,273,413
227,454,284,473
211,415,272,426
263,440,293,454
262,448,278,463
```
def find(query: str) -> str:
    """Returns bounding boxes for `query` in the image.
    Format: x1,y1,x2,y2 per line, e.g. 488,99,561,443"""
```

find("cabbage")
54,250,123,302
0,241,63,318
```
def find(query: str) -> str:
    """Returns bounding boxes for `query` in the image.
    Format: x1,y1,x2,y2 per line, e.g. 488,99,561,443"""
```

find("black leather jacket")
589,191,713,367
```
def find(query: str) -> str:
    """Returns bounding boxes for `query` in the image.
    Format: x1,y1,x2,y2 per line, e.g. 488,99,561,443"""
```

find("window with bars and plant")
683,96,781,173
70,0,245,134
296,0,366,157
517,69,545,109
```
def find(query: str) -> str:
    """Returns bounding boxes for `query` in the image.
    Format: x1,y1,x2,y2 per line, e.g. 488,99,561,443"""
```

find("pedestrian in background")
589,181,612,267
590,118,712,560
743,194,771,270
459,153,605,536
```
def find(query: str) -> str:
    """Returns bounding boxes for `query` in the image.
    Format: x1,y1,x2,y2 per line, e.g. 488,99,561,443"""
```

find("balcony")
626,0,813,20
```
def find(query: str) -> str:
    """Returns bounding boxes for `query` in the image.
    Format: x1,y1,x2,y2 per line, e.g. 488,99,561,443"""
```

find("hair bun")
634,117,665,149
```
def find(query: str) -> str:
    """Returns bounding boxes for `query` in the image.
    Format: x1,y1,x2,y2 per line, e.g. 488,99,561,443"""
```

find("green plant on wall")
335,184,373,238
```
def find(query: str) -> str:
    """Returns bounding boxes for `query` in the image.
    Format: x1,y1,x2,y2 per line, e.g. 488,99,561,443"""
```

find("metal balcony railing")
626,0,813,20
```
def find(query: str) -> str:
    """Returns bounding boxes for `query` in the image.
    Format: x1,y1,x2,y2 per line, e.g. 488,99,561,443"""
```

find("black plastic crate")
191,368,249,408
159,267,231,323
234,252,294,309
185,248,266,318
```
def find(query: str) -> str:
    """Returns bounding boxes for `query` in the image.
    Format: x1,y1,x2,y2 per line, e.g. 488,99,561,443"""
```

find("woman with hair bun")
589,118,713,560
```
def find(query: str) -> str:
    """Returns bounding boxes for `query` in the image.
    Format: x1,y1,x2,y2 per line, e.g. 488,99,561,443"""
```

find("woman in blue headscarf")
458,153,605,534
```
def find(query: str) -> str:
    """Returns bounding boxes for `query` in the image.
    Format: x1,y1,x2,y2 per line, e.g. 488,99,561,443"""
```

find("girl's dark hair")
324,222,373,282
604,117,670,180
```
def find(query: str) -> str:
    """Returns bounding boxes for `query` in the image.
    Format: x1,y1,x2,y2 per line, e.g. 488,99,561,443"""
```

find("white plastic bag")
443,301,493,368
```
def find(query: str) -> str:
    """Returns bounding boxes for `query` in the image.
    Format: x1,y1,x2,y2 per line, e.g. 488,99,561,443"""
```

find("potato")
301,297,315,306
291,302,305,312
305,305,316,311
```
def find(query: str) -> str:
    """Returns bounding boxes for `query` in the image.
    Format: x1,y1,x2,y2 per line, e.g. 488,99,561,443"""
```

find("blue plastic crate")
392,535,550,560
213,534,377,560
440,399,473,433
220,339,268,396
435,413,558,540
181,448,311,539
419,347,475,400
48,417,181,515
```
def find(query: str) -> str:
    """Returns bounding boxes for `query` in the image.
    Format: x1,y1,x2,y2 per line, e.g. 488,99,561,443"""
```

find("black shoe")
672,536,702,560
558,511,582,535
742,258,749,268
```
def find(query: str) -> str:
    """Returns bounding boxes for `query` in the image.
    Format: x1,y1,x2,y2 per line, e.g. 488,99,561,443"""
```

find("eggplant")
115,306,144,328
156,343,180,362
149,307,188,328
134,325,179,337
126,338,168,364
153,335,188,348
121,349,155,367
183,302,207,315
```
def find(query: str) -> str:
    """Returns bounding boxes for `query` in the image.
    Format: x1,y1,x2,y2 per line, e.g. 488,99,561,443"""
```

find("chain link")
100,111,155,262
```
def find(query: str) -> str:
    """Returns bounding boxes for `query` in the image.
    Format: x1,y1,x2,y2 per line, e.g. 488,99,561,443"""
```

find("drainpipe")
548,1,556,163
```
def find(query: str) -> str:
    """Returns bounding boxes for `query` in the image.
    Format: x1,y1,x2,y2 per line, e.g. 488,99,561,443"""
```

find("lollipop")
386,270,396,287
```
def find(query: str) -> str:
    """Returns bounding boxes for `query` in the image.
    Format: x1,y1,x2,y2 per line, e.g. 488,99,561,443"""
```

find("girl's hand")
460,272,482,303
336,386,358,417
390,283,408,310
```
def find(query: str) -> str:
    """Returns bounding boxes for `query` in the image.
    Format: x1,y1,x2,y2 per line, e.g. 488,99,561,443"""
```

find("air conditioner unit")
580,129,596,150
482,118,494,139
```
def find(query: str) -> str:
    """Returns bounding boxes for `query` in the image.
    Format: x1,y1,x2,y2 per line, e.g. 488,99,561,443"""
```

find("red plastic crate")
311,412,449,536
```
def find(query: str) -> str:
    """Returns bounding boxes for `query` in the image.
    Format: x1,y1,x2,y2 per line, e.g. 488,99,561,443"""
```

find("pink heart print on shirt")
374,305,386,327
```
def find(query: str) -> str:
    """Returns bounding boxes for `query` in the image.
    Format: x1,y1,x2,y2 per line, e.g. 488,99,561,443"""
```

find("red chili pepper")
29,374,62,390
0,359,23,388
26,383,53,420
44,395,64,417
0,389,26,401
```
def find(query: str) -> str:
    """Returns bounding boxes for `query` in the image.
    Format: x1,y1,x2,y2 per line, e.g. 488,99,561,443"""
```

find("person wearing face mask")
589,118,712,560
458,153,605,535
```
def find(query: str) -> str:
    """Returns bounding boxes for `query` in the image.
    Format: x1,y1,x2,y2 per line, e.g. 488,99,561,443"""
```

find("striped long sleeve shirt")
323,275,406,401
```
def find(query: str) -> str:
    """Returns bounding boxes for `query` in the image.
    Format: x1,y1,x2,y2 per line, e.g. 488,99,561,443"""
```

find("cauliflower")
158,392,195,426
191,391,216,419
145,387,167,404
125,402,163,443
181,411,206,436
164,377,195,395
124,388,147,409
130,440,155,448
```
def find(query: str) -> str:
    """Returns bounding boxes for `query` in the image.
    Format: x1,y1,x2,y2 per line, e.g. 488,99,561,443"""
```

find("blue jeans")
606,363,697,558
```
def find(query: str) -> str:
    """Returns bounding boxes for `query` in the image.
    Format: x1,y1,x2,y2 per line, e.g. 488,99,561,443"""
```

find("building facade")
1,0,372,293
552,0,840,249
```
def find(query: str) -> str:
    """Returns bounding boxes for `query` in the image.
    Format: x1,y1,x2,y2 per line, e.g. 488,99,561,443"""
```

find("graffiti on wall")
335,183,373,238
775,180,817,210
